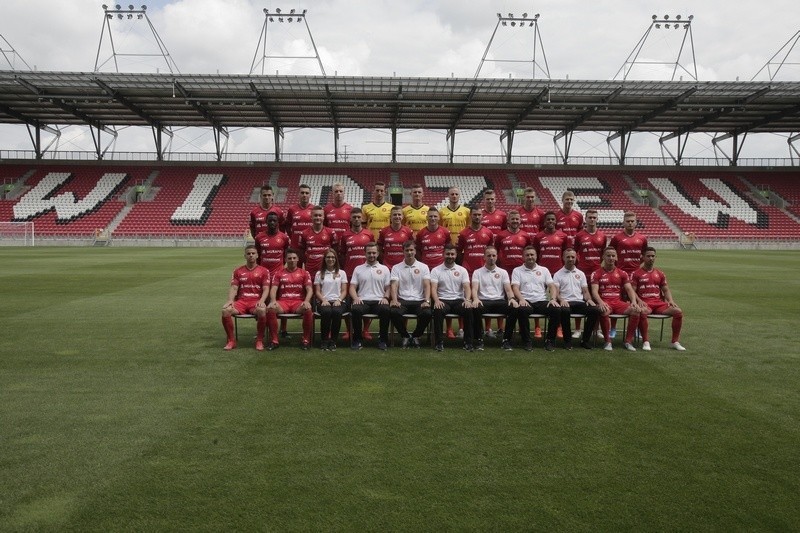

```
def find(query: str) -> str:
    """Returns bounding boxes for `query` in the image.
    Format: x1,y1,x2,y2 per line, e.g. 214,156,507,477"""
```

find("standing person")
298,205,338,283
458,207,497,337
480,188,507,234
266,249,314,351
505,246,562,352
555,190,584,239
324,182,353,243
402,183,430,234
249,184,285,243
377,205,414,270
573,208,607,340
631,247,686,351
533,211,570,338
439,186,471,245
470,246,517,352
553,248,600,350
282,183,313,339
362,181,394,240
590,247,642,352
388,241,432,348
338,207,375,342
518,187,545,237
431,243,475,352
609,211,648,339
495,210,534,271
314,248,348,352
254,212,290,275
348,242,392,350
415,207,451,270
221,245,271,351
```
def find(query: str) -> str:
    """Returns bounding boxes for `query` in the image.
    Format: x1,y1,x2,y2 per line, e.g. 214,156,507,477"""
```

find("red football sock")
256,314,267,341
638,316,649,342
671,313,683,343
600,316,610,342
625,315,640,344
222,315,235,342
303,310,313,344
267,313,279,344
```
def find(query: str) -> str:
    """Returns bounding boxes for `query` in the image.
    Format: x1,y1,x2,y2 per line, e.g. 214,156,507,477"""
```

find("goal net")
0,221,35,246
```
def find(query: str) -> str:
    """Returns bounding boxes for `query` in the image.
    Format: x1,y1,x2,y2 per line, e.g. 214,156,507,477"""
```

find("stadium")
1,3,799,530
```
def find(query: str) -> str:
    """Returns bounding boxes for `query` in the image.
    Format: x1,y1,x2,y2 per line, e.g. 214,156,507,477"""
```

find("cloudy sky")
2,0,798,161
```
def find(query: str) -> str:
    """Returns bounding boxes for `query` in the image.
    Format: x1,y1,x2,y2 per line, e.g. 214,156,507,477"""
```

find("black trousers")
317,301,347,340
389,300,433,338
350,301,391,344
432,300,474,344
562,301,600,343
510,301,562,343
472,299,509,342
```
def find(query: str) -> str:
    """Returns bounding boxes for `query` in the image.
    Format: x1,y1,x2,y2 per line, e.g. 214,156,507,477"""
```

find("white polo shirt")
511,264,553,302
351,261,391,301
314,269,348,301
472,265,510,300
390,260,431,301
430,263,470,300
553,266,588,302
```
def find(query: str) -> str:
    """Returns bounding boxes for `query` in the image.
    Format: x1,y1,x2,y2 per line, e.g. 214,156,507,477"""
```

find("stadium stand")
2,163,800,243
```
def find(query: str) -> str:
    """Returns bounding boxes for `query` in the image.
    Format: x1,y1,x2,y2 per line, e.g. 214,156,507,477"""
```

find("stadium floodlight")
688,15,694,20
511,21,516,26
275,8,281,13
475,10,551,79
614,13,698,81
102,4,108,9
676,15,682,20
497,13,501,18
664,14,669,19
652,14,657,19
508,12,513,17
128,4,134,9
263,8,268,13
250,7,327,76
302,9,306,14
290,8,295,13
522,12,527,18
115,4,121,9
534,13,540,20
141,5,146,11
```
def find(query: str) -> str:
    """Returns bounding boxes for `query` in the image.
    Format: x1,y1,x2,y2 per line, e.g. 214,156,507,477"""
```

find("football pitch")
1,247,798,530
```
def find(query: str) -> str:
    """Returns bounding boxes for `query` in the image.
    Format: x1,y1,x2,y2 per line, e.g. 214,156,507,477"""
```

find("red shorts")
232,299,261,314
642,300,670,314
605,299,632,315
276,299,308,314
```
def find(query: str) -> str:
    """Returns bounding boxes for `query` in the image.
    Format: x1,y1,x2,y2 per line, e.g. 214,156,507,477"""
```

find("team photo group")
222,181,686,353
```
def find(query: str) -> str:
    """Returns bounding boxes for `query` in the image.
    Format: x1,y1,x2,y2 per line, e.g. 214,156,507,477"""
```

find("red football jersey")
632,267,667,302
556,209,584,238
591,267,630,302
285,203,313,248
272,267,312,300
519,206,545,235
324,202,353,241
534,230,571,275
377,225,414,270
255,231,291,274
339,228,375,278
299,226,338,280
414,226,451,269
457,226,495,275
574,229,607,277
481,209,507,234
231,264,271,300
249,204,285,238
610,231,648,275
495,229,534,270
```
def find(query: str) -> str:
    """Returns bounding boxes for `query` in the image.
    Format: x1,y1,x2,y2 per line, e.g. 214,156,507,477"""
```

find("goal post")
0,221,35,246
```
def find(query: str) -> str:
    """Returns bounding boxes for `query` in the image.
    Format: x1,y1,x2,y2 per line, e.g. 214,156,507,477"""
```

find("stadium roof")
2,71,800,163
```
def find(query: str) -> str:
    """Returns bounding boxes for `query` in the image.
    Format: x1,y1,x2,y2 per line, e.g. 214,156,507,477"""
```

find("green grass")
1,248,798,531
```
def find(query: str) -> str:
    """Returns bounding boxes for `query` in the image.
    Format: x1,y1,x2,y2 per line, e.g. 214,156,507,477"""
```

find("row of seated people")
3,164,799,239
223,238,686,354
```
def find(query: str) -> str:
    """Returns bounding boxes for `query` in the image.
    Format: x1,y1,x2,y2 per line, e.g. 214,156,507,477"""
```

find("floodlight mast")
94,4,180,74
614,14,697,82
751,29,800,82
1,33,33,71
475,13,550,79
250,8,326,76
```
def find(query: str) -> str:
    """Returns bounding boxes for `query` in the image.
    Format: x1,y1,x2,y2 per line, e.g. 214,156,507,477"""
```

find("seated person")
221,245,271,351
590,247,642,352
266,249,314,350
388,240,432,348
348,242,392,350
431,243,474,352
314,248,348,352
552,248,600,350
631,247,686,351
470,246,516,351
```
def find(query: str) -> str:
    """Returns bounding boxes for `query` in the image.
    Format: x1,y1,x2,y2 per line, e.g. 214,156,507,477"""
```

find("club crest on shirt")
376,270,383,275
414,269,420,275
453,271,460,277
535,271,541,276
494,273,500,279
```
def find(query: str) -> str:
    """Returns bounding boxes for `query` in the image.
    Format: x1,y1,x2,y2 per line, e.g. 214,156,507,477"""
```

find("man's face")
523,248,537,267
299,188,311,206
624,215,637,234
350,212,363,228
373,185,385,203
285,253,299,270
643,250,656,269
411,188,423,206
365,246,379,264
484,248,498,268
602,249,617,267
426,210,439,228
245,248,258,264
332,186,344,205
448,188,460,205
403,245,416,263
391,210,403,227
312,209,324,227
260,189,273,207
267,214,279,232
562,195,575,211
523,192,536,209
484,193,495,211
544,214,556,231
586,212,598,229
444,248,457,266
470,210,482,226
507,213,520,231
563,250,577,269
